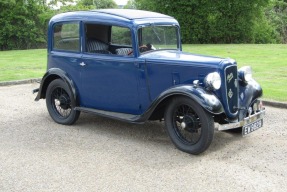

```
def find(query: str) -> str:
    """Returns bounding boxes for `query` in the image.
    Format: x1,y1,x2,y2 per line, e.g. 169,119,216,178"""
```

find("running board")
74,107,143,124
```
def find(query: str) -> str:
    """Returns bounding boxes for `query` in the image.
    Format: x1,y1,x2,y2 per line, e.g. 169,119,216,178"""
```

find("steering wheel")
128,43,153,55
139,46,149,53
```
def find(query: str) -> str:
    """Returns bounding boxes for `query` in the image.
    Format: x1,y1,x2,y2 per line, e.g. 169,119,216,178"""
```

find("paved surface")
0,83,286,192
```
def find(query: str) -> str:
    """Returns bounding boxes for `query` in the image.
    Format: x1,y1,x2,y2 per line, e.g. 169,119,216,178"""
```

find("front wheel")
46,79,80,125
164,97,214,155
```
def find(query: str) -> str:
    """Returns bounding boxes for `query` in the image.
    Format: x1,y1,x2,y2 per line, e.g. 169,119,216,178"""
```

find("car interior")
85,23,133,56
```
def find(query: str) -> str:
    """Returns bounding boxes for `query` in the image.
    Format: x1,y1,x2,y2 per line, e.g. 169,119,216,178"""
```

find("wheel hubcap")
55,99,61,106
182,115,199,133
59,94,70,109
173,104,202,144
180,121,186,129
51,87,72,118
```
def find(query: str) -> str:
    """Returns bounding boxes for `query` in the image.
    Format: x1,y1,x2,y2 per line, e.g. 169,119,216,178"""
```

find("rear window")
53,23,80,52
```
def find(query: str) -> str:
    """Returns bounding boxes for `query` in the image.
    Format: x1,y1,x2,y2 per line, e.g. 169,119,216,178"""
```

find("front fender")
137,85,224,122
159,85,224,114
35,68,77,102
238,79,263,120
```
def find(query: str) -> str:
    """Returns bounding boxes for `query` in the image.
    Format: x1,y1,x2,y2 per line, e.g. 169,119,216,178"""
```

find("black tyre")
46,79,80,125
164,97,214,155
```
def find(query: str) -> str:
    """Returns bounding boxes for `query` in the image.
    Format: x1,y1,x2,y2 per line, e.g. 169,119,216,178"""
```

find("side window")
111,26,132,46
85,23,110,54
53,23,80,52
84,24,132,56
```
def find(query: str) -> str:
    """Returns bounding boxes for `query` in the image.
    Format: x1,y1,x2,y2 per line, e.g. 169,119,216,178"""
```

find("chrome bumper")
216,109,266,131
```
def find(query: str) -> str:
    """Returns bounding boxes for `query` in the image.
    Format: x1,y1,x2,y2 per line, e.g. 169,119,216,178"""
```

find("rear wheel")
164,97,214,155
46,79,80,125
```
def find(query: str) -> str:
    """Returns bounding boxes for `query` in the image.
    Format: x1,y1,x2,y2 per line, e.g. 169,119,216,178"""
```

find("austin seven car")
34,9,265,154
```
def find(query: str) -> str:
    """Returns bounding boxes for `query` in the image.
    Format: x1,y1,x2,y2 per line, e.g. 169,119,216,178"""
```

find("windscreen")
139,25,179,53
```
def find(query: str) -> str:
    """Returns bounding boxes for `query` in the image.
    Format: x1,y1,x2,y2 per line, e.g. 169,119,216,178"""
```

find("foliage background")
134,0,286,44
0,0,287,50
0,0,116,50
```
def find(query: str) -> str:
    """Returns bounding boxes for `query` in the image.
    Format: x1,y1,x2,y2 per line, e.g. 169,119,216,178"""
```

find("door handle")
79,62,86,67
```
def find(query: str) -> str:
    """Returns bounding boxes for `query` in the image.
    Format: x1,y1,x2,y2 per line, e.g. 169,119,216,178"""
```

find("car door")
79,24,142,115
48,22,82,88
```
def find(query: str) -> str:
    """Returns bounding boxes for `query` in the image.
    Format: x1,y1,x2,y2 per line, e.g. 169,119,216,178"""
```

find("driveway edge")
262,100,287,109
0,78,41,87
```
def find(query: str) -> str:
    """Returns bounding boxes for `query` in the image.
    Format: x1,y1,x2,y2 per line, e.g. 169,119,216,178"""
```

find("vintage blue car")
34,9,265,154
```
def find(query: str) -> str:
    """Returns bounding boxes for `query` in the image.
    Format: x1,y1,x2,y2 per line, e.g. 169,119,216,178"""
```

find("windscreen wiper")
152,25,161,42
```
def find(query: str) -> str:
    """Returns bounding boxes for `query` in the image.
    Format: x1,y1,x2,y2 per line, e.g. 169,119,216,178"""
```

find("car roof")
50,9,176,24
93,9,173,20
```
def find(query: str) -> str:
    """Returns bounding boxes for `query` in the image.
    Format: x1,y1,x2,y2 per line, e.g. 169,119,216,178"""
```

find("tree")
0,0,46,50
135,0,278,43
0,0,15,3
77,0,117,9
124,0,136,9
47,0,75,6
265,0,287,43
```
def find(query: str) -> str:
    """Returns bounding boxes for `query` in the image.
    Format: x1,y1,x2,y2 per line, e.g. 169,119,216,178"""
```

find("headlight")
205,72,221,90
238,66,252,82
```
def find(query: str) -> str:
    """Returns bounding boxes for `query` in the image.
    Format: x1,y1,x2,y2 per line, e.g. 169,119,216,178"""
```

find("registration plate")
242,119,263,136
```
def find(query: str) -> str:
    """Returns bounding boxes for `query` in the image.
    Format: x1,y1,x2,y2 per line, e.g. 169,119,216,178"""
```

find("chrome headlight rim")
238,66,253,83
204,72,221,90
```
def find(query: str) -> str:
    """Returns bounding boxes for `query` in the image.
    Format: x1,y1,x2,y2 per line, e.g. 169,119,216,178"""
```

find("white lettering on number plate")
243,119,263,136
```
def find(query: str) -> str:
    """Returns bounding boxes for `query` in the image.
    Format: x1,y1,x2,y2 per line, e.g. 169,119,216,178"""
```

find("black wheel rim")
50,87,72,118
172,104,202,145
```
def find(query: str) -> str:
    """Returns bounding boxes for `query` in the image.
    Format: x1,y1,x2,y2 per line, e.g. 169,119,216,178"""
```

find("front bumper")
33,88,39,94
216,108,266,131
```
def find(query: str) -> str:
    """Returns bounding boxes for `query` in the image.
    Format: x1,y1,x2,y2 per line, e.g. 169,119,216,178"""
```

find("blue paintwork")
140,50,223,64
80,54,141,114
138,51,222,110
35,9,263,123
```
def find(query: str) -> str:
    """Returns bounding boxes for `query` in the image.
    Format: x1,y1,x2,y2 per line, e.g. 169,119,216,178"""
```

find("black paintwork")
35,68,77,104
238,79,263,121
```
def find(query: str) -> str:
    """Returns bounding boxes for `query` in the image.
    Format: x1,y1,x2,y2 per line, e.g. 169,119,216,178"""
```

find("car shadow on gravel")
73,113,244,155
208,131,244,154
76,113,171,143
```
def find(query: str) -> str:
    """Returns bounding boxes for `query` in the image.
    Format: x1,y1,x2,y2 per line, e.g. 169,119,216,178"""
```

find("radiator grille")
225,65,238,114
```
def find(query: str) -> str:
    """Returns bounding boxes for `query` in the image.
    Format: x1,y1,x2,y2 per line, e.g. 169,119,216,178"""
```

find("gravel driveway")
0,83,286,192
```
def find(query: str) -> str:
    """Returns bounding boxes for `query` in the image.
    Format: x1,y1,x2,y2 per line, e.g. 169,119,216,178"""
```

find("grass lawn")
0,49,46,82
0,44,286,102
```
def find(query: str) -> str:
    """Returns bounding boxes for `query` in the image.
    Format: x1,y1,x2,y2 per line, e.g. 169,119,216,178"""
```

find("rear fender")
35,68,77,102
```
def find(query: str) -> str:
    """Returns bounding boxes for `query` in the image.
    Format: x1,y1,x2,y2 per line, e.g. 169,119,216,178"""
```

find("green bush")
135,0,280,44
0,0,46,50
0,0,117,51
0,0,285,50
265,0,287,43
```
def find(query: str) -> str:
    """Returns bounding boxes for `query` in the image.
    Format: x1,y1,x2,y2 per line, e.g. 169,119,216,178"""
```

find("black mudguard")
238,79,263,121
136,85,224,122
34,68,77,102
